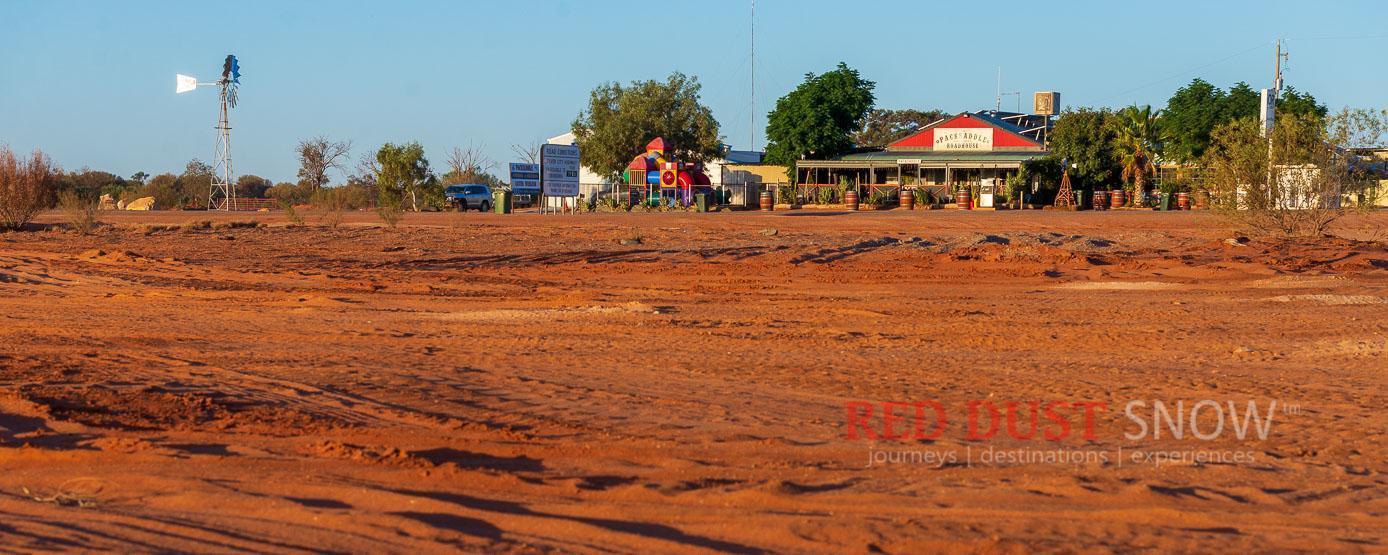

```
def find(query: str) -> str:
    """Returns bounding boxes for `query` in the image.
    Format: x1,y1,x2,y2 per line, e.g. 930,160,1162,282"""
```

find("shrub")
0,146,58,230
312,186,364,229
135,173,182,210
815,185,837,205
776,184,796,204
376,199,403,228
267,182,313,206
1203,110,1383,237
58,190,99,234
279,200,304,225
868,188,895,207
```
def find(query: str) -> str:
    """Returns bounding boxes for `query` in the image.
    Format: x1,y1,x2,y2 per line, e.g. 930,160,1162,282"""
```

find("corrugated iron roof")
834,151,1046,162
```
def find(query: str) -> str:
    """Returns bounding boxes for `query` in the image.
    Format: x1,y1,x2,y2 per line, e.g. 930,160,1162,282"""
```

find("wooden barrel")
845,190,860,211
899,189,914,210
759,190,774,211
1110,189,1126,209
1194,190,1210,210
957,189,972,210
1093,190,1108,210
1176,192,1191,210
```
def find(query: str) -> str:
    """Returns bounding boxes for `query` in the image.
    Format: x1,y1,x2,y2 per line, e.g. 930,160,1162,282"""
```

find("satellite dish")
176,74,198,94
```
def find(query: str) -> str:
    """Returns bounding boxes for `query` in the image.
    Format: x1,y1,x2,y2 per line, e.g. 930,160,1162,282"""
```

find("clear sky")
2,0,1386,183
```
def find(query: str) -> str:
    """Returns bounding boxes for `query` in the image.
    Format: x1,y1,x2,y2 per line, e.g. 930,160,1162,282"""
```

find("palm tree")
1114,105,1163,206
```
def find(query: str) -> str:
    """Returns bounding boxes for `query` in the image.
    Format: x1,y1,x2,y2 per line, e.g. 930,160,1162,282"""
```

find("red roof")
627,154,657,171
887,113,1042,151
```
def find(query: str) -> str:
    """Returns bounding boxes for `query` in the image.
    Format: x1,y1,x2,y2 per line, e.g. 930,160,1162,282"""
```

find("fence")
551,182,784,209
773,183,955,206
226,198,277,211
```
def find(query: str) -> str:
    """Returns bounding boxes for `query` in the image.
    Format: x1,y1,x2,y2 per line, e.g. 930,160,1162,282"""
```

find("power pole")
1274,38,1285,91
750,0,756,152
1264,39,1288,197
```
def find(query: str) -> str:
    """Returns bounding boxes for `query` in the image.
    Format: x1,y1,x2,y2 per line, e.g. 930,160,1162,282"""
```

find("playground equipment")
623,138,713,207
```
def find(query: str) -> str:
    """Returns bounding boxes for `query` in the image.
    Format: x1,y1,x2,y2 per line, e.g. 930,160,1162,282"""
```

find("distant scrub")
0,145,58,230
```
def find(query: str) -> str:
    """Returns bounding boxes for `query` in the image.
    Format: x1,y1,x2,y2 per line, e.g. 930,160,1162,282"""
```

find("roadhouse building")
796,110,1053,202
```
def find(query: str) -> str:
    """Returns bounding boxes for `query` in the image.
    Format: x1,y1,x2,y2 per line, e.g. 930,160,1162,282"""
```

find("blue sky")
2,0,1386,183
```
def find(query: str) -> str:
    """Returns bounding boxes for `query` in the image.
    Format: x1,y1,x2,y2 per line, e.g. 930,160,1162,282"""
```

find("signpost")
509,163,540,194
539,144,581,214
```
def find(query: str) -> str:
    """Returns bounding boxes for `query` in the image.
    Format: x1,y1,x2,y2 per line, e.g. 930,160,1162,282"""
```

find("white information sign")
540,144,581,197
933,128,994,151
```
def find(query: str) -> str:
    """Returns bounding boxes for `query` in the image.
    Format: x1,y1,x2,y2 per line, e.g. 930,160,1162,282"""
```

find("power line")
1088,41,1271,106
1285,33,1388,41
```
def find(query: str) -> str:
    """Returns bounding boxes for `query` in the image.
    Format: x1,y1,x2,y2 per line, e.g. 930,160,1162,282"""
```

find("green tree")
375,142,439,211
1276,85,1328,119
137,173,182,209
852,108,947,147
764,62,876,179
1163,79,1328,163
1047,107,1119,189
1161,79,1226,163
1202,110,1379,236
1222,82,1260,122
177,159,214,209
236,174,272,198
1112,105,1163,204
572,72,722,182
266,181,309,205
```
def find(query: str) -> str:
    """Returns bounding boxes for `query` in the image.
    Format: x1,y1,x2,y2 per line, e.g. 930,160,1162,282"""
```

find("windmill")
176,55,241,210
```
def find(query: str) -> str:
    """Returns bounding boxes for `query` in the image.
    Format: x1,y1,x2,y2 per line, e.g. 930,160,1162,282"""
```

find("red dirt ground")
1,209,1386,552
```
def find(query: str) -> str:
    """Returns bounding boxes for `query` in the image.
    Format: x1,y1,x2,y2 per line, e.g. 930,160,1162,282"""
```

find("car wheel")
480,201,491,213
458,201,468,212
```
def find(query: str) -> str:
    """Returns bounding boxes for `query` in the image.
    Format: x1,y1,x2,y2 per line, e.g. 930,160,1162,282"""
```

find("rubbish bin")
494,190,513,214
1159,192,1173,211
694,193,709,213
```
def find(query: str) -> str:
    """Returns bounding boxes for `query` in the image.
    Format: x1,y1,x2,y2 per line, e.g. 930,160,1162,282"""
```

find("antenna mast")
750,0,756,152
994,67,1019,112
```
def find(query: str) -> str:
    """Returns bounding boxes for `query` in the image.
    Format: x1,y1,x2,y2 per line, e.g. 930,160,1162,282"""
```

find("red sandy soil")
1,209,1386,553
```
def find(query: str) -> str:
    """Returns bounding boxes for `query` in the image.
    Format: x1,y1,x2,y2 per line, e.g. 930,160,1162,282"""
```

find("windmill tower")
176,55,241,210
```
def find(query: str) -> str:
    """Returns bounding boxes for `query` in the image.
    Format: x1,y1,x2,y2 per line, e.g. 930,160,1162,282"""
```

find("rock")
760,228,779,237
125,196,156,211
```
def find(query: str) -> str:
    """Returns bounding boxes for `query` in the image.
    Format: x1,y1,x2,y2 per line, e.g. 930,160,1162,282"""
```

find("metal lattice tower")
1054,170,1075,208
209,82,234,210
177,55,239,210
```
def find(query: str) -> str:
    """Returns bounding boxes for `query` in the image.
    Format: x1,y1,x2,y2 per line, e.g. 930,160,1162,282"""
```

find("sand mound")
437,302,669,321
1266,294,1387,305
1247,275,1348,289
1055,281,1184,290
